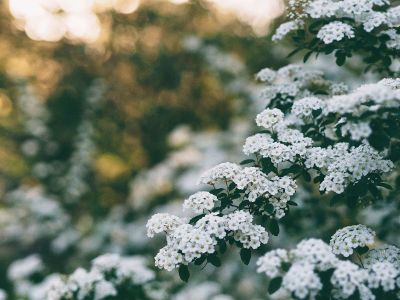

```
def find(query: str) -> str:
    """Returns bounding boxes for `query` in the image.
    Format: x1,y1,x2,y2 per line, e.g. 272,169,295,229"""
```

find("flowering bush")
146,2,400,299
274,0,400,72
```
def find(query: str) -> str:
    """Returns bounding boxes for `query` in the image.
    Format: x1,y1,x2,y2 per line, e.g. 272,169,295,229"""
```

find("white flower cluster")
60,80,106,203
317,21,355,44
8,254,45,297
257,239,337,299
331,261,371,299
340,122,372,141
330,225,375,257
150,210,269,271
364,244,400,269
275,0,399,44
255,65,342,105
255,109,284,131
45,253,155,300
272,20,304,42
256,249,289,278
283,262,322,299
183,191,218,213
292,96,324,118
304,143,393,194
319,144,393,194
382,29,400,49
368,262,399,292
199,162,241,185
0,187,71,248
324,79,400,115
244,116,313,166
232,167,297,217
146,213,185,238
257,230,400,300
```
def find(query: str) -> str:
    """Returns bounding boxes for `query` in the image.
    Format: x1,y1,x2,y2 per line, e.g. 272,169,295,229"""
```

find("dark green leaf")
356,246,369,255
240,248,252,265
194,256,206,266
189,214,206,224
240,159,255,165
268,219,280,236
268,277,282,294
178,265,190,282
207,255,221,267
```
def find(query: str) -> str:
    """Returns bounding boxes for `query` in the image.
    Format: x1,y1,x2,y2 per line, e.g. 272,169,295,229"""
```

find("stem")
356,252,364,268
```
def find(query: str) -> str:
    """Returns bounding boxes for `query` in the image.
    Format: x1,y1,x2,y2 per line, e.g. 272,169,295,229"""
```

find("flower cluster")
274,0,400,69
45,254,156,300
146,213,185,238
317,21,355,44
255,109,284,130
183,191,218,213
0,187,71,248
198,162,241,185
149,210,269,271
257,226,400,300
330,225,375,257
316,144,393,194
255,65,345,106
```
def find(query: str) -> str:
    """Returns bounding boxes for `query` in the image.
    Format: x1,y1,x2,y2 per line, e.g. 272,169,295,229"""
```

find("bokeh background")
1,1,391,299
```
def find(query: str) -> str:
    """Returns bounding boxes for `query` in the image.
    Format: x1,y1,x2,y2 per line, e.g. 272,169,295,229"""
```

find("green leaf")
218,240,227,254
178,265,190,282
240,159,255,165
268,219,280,236
240,248,252,265
287,201,298,206
377,182,393,190
303,51,314,63
210,188,224,196
189,214,206,224
356,246,369,255
207,255,221,267
194,256,206,266
268,277,282,294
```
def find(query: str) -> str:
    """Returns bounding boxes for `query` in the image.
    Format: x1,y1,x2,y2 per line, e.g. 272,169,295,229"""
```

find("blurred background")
1,1,389,299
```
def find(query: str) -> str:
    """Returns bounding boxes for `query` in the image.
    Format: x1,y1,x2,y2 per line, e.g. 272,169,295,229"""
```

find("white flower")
257,249,289,277
331,261,370,299
199,162,241,185
282,262,322,299
255,108,284,130
255,68,276,83
305,0,340,18
292,96,324,118
364,244,400,269
272,20,304,41
367,262,399,291
330,225,375,257
291,239,339,271
317,21,355,44
8,254,44,282
146,213,185,238
183,191,218,213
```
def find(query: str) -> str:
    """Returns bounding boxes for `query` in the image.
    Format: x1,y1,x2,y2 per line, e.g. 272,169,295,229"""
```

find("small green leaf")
240,248,252,265
194,256,206,266
377,182,393,190
287,201,298,206
356,246,369,255
178,265,190,282
218,240,227,254
268,277,282,294
189,214,206,224
268,219,280,236
207,255,221,267
240,159,255,165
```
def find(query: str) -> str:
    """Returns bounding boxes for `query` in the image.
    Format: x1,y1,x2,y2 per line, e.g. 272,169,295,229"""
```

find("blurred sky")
8,0,284,42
